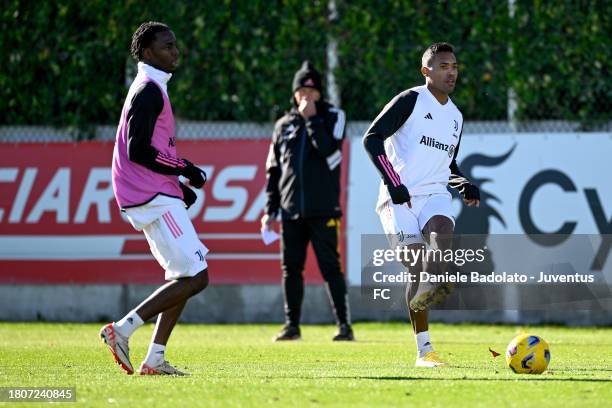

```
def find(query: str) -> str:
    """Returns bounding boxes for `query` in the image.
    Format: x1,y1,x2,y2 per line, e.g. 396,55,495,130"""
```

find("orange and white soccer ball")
506,333,550,374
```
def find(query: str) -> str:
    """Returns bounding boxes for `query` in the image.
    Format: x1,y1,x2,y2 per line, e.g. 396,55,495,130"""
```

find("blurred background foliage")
1,0,610,134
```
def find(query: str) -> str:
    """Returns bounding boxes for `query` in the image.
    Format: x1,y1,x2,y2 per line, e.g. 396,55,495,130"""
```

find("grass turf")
0,322,611,407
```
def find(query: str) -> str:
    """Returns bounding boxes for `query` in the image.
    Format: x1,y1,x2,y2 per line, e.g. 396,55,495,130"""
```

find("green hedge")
509,0,612,126
335,0,510,121
1,0,610,136
1,1,129,132
0,0,328,135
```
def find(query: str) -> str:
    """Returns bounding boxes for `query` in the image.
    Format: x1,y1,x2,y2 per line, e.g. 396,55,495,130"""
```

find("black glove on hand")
387,184,411,205
460,183,480,201
179,182,197,209
181,160,207,189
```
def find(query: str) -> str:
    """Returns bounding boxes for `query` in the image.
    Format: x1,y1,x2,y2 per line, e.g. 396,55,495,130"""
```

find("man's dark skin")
406,50,479,334
131,30,208,345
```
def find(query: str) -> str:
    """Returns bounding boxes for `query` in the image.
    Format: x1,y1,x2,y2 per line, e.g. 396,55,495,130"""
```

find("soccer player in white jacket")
363,43,480,367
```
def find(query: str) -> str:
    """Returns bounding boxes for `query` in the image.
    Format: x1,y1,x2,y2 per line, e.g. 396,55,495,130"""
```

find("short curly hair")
421,42,455,67
130,21,170,61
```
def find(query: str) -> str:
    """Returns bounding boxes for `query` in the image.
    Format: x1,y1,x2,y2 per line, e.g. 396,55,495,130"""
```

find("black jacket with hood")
264,98,346,220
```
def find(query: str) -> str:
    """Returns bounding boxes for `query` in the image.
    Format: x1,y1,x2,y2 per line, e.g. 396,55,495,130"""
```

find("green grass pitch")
0,322,611,407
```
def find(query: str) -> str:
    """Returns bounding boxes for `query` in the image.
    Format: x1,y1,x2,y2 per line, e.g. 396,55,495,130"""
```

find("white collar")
424,84,452,108
136,62,172,94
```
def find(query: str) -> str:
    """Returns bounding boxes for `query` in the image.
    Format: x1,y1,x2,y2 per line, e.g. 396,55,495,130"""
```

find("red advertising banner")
0,141,348,284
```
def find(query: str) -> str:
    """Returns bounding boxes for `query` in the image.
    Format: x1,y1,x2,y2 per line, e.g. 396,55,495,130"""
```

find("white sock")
415,331,434,358
114,310,144,338
144,343,166,367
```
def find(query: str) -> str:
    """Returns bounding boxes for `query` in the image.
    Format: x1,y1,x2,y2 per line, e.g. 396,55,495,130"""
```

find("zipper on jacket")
298,124,306,216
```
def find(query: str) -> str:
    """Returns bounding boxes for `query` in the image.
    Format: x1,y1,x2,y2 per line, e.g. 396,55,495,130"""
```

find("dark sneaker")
273,325,301,342
333,324,355,341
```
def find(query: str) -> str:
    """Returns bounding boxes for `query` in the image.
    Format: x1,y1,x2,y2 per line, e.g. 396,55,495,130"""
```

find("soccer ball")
505,333,550,374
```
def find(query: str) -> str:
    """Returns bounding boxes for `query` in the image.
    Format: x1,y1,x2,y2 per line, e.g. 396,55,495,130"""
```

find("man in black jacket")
261,61,353,341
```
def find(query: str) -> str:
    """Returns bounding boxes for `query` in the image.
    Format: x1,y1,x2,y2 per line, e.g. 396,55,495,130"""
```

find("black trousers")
281,217,349,326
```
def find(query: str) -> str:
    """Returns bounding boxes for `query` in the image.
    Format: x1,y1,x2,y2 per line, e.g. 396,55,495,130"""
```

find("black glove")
387,183,411,205
179,182,197,209
459,183,480,201
181,160,207,189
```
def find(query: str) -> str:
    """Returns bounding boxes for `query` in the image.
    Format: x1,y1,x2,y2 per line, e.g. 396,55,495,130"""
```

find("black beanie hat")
292,60,323,93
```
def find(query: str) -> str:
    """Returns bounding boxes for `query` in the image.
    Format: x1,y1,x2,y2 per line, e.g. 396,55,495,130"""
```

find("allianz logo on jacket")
419,135,456,157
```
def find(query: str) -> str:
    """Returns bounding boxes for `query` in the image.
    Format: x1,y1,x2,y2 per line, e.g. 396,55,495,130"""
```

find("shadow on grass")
451,365,612,373
552,368,612,373
258,372,612,383
350,376,612,383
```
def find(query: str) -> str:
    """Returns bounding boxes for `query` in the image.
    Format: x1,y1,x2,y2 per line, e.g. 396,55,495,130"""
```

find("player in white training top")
363,43,480,367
